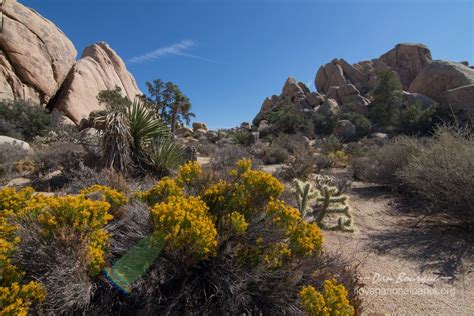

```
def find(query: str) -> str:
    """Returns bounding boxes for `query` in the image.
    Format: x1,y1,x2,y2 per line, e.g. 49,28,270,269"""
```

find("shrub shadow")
366,216,473,279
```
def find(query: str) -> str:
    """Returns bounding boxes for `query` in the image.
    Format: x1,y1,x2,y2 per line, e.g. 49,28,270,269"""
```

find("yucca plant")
145,136,186,176
231,129,251,146
101,111,132,171
125,100,170,150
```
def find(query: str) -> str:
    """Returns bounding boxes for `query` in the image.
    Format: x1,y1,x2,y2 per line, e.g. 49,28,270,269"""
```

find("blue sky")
22,0,473,129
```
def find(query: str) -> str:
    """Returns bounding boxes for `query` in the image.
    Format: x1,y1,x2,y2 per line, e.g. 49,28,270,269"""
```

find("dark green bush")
312,112,336,135
368,70,402,130
398,101,438,135
0,101,58,141
231,129,252,146
267,104,311,135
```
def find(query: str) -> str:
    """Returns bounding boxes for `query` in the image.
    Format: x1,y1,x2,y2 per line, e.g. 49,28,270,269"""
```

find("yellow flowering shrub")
298,280,354,316
299,285,328,316
322,279,354,315
265,199,323,256
0,281,46,316
138,177,184,206
328,150,350,168
222,211,248,234
262,242,292,268
80,185,128,215
0,187,35,214
0,188,46,315
151,195,217,259
201,180,232,212
229,158,252,176
23,195,113,276
177,160,202,186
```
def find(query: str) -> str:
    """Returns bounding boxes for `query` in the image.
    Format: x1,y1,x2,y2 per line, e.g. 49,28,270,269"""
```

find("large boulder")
325,84,370,113
401,91,436,108
192,122,208,131
334,120,356,139
0,135,31,152
305,92,325,107
409,61,474,113
317,98,340,116
315,60,347,94
378,43,432,90
443,84,474,116
51,42,142,124
0,0,77,104
281,77,305,99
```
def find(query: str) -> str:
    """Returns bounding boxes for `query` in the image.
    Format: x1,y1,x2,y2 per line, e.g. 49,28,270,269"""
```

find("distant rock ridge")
254,43,474,126
0,0,142,124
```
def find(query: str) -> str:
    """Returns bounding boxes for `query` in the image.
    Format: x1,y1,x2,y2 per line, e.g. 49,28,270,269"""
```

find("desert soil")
324,181,473,315
258,162,473,315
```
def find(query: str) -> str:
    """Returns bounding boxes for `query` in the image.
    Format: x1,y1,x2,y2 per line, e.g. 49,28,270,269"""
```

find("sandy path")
323,181,474,315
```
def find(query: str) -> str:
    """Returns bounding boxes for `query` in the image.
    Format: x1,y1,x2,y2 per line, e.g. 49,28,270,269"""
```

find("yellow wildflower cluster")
177,160,202,186
151,195,217,259
24,195,113,276
265,199,323,256
0,187,47,315
201,180,231,211
80,184,128,214
0,281,45,316
229,158,252,176
138,177,184,206
328,150,350,168
298,280,354,316
222,211,248,234
262,242,292,268
0,187,35,214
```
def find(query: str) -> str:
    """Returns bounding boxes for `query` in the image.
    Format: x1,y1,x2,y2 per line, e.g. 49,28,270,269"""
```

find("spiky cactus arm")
293,179,318,218
314,184,355,232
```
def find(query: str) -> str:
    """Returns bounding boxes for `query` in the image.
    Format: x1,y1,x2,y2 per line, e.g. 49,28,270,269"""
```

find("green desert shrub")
231,129,252,146
351,136,422,184
277,146,316,180
0,143,29,183
312,112,337,135
398,101,438,135
368,70,402,130
267,104,311,134
397,125,474,228
256,143,290,165
0,101,60,141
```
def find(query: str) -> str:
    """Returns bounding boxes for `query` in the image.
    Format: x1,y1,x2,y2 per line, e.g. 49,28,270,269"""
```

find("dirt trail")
324,181,473,315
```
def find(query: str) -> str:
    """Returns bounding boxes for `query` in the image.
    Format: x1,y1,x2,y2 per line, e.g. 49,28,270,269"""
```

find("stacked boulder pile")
0,0,141,125
253,43,474,136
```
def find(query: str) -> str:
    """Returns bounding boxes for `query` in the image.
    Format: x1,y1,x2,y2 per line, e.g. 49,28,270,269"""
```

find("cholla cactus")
314,184,354,232
293,175,355,232
293,179,318,218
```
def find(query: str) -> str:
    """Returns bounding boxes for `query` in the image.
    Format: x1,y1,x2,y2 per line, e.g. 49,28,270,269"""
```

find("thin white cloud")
129,40,214,64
